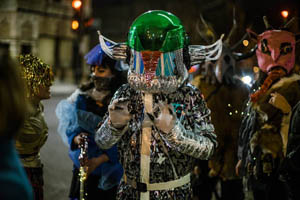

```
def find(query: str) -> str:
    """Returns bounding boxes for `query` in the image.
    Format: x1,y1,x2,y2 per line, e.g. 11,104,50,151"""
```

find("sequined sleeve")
95,118,127,149
95,84,129,149
161,86,217,159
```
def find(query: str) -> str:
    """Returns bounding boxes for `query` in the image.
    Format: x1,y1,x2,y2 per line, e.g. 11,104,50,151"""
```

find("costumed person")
95,10,223,199
55,43,126,200
236,16,300,200
15,54,54,200
191,10,256,200
269,94,300,200
0,54,33,200
282,101,300,200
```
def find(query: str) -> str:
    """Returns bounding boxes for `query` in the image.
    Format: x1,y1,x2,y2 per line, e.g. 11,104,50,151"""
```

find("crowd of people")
0,9,299,200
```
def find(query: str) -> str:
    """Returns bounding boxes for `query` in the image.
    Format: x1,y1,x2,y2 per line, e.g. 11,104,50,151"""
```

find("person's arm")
87,143,119,173
87,154,109,176
95,85,131,150
236,103,255,176
269,92,292,155
156,87,217,160
286,102,300,171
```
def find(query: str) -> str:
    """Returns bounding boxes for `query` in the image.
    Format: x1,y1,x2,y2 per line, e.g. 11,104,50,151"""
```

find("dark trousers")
250,175,288,200
24,167,44,200
221,179,244,200
69,167,118,200
283,176,300,200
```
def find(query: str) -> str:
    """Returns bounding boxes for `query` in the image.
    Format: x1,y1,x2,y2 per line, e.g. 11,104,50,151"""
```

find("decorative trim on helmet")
189,34,224,66
127,48,188,94
98,30,128,62
97,32,223,93
97,30,117,59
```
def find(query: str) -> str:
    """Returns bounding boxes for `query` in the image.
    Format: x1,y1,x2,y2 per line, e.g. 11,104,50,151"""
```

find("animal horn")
225,6,237,45
284,17,296,28
196,13,217,43
263,16,271,29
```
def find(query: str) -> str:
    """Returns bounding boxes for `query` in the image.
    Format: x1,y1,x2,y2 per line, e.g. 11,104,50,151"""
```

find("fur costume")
238,17,300,199
249,74,300,175
194,77,249,180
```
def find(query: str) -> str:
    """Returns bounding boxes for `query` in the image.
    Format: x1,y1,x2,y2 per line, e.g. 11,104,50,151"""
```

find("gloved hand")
108,98,131,129
152,101,176,133
269,92,291,114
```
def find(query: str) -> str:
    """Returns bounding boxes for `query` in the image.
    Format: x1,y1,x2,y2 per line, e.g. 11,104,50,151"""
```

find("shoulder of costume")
118,83,131,91
114,83,132,96
184,82,203,95
271,73,300,90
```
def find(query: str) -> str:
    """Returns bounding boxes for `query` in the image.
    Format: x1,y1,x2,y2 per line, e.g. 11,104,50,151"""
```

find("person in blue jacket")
56,43,127,200
0,54,33,200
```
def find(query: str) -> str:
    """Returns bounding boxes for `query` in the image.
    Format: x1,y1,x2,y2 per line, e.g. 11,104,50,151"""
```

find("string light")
243,40,249,47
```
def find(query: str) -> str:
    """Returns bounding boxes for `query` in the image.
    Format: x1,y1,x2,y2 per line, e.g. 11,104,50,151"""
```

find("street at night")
1,0,300,200
41,85,76,200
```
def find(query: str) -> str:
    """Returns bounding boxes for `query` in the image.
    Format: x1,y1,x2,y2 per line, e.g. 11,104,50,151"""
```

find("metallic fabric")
95,118,127,150
15,102,48,167
162,120,215,159
127,48,188,94
19,54,53,98
95,83,217,199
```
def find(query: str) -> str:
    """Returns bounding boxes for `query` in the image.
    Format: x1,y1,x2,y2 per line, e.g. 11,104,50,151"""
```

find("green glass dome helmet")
127,10,189,52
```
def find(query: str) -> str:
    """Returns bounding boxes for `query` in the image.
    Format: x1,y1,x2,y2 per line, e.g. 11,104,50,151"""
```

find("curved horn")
225,6,237,45
263,16,271,29
232,45,257,61
196,13,217,43
284,17,296,28
196,19,211,43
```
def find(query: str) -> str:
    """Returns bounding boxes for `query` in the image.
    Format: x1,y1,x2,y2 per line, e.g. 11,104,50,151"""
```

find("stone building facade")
0,0,91,82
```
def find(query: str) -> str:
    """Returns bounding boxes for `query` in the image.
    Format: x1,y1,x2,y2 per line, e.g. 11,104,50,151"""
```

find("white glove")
153,101,176,133
108,98,131,129
269,92,291,114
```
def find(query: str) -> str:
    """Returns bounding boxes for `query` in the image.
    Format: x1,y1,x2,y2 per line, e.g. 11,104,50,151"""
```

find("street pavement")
40,83,76,200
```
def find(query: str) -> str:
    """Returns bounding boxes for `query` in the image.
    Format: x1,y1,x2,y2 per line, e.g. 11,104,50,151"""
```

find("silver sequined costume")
95,83,217,199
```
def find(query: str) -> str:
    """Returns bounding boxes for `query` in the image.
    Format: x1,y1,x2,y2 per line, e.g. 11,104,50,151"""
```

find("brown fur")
193,77,249,180
250,125,283,159
250,74,300,169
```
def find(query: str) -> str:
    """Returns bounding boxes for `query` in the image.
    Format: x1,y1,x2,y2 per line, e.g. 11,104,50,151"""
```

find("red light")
72,0,82,10
189,65,199,73
281,10,289,18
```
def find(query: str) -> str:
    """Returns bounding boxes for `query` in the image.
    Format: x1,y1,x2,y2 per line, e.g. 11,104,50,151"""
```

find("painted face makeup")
256,30,295,74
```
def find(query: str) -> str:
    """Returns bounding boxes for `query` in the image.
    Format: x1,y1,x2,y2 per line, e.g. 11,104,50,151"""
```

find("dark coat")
0,138,33,200
281,101,300,200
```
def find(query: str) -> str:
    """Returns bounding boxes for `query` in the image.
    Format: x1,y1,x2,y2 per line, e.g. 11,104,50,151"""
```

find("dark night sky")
90,0,300,45
235,0,300,31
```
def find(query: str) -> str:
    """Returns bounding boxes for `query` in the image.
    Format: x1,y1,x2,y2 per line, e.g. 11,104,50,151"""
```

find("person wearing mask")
236,17,300,200
95,10,221,199
268,93,300,200
56,43,126,200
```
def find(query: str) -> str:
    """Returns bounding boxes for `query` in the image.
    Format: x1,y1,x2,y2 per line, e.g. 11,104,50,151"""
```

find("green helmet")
127,10,189,52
